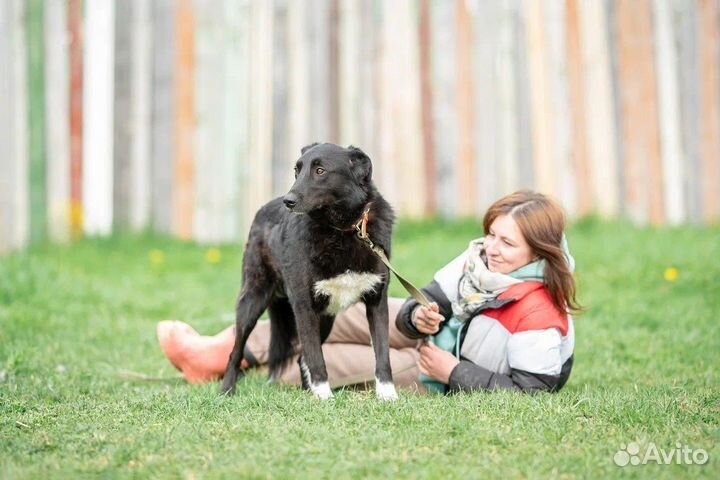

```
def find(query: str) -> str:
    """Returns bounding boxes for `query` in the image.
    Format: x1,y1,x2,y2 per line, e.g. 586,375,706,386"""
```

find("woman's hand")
413,302,444,335
418,341,460,384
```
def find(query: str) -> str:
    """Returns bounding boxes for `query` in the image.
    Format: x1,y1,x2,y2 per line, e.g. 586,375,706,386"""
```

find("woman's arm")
448,327,573,393
448,357,573,393
395,250,467,339
395,280,453,339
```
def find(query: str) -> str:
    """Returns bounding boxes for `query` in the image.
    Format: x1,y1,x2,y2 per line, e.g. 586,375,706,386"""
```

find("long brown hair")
483,190,582,315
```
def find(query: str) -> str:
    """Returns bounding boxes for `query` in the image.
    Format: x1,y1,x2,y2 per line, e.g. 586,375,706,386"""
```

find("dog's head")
283,143,373,223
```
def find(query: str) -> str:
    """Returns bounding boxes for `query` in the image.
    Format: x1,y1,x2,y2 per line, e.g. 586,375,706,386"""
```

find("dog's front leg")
294,306,333,400
365,289,399,401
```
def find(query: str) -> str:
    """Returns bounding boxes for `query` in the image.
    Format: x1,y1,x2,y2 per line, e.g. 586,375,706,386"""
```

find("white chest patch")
313,270,383,315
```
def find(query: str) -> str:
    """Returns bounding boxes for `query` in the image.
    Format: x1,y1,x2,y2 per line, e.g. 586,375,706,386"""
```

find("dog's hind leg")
267,298,297,383
365,290,399,401
220,280,274,396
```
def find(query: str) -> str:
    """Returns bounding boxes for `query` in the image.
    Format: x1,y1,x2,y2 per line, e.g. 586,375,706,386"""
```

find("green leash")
353,212,432,309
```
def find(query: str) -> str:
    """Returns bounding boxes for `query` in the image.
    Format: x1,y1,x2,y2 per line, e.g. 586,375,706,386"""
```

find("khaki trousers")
245,297,426,392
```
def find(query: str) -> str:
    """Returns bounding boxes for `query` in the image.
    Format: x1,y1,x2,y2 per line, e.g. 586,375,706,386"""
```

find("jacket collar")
497,281,545,302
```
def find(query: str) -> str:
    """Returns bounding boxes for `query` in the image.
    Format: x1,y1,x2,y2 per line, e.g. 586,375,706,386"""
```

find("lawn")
0,218,718,479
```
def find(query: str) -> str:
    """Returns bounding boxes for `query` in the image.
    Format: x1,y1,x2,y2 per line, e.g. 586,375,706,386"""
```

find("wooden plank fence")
1,0,719,254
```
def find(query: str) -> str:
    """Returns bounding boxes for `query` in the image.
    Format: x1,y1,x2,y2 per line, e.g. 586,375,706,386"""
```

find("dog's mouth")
285,196,337,216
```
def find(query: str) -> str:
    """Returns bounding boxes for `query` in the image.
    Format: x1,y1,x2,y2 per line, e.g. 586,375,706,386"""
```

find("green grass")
1,218,718,479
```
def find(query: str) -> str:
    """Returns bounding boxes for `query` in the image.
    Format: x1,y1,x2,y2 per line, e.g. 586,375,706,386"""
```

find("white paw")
375,380,398,401
311,381,334,400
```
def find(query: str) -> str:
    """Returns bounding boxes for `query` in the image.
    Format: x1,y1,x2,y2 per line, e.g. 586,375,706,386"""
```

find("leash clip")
351,206,432,309
354,209,370,240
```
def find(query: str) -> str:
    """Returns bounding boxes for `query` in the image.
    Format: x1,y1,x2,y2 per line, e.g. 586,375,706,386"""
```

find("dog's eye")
315,167,326,175
294,166,299,178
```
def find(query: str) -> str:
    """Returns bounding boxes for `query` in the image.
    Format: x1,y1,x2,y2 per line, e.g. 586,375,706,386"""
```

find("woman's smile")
487,256,501,270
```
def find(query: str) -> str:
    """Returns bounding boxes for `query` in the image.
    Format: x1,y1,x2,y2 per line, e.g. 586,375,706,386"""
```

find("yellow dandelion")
664,267,679,282
69,201,84,239
149,249,165,265
206,248,222,264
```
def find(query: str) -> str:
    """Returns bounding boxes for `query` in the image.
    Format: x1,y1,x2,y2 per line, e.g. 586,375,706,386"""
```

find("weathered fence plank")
83,0,116,235
308,0,332,142
151,0,175,234
272,0,290,197
173,0,195,240
0,0,29,253
615,0,665,224
580,0,619,218
235,0,253,241
129,0,152,232
526,0,559,201
68,0,83,237
431,0,457,218
566,0,592,216
245,0,274,226
674,1,701,223
653,0,685,225
113,0,132,229
357,0,380,161
545,1,576,216
456,0,476,217
27,0,47,243
513,0,534,191
44,0,71,243
419,0,437,216
193,0,223,243
220,0,246,241
287,0,310,164
497,1,521,203
698,0,720,223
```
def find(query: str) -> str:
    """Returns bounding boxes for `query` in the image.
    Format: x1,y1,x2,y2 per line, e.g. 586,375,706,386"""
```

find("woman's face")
484,214,536,274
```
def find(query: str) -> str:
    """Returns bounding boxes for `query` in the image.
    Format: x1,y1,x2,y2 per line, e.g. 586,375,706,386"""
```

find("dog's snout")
283,194,298,210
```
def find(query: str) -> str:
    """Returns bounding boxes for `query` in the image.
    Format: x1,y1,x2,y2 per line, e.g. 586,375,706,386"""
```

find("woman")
158,190,580,394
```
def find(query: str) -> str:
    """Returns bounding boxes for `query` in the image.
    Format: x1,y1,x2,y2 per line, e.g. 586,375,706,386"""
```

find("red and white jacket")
396,252,575,393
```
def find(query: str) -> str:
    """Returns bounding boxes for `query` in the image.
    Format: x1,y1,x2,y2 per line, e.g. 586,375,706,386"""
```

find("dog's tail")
267,298,298,381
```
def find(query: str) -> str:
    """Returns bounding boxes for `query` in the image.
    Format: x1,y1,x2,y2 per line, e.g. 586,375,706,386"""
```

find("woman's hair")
483,190,582,315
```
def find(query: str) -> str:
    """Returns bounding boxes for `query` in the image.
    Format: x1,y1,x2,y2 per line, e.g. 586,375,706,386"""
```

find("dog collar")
330,204,372,234
353,207,371,239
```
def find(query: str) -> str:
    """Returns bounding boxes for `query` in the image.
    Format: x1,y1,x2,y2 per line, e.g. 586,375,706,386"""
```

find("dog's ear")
301,143,320,155
348,145,372,184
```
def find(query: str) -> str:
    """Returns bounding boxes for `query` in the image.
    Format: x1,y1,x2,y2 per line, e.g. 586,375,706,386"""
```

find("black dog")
220,143,398,400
